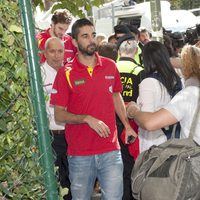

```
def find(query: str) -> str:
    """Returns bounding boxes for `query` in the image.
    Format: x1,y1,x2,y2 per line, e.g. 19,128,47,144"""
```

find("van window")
190,9,200,17
117,16,141,28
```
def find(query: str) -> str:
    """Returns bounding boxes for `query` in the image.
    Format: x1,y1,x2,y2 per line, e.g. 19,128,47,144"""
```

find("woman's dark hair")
163,34,177,57
71,18,94,40
142,41,181,96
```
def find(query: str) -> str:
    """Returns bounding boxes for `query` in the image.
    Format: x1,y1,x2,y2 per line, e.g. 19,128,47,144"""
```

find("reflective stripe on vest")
117,60,143,75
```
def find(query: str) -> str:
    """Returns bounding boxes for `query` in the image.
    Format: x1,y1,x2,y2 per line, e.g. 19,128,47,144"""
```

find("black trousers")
117,123,135,200
50,131,72,200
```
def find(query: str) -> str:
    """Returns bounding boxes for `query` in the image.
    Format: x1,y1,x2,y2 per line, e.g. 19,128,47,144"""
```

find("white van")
93,0,199,36
189,8,200,21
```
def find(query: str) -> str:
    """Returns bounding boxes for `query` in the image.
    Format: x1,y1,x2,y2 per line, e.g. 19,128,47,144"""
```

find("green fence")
0,0,58,199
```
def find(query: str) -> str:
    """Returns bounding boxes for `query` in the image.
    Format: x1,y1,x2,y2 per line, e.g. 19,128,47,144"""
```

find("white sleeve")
138,78,157,112
163,89,188,121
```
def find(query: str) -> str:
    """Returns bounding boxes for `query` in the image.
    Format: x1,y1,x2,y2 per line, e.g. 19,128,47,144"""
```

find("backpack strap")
162,123,181,140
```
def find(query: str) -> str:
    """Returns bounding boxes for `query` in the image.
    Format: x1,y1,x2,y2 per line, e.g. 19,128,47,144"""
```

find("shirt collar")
42,61,62,73
72,52,103,70
46,28,51,37
118,57,135,63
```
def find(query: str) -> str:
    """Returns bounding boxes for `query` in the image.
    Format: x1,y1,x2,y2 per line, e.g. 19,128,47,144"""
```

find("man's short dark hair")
98,43,118,62
51,9,72,25
139,27,152,38
114,24,130,35
127,25,139,35
71,18,94,40
108,34,117,43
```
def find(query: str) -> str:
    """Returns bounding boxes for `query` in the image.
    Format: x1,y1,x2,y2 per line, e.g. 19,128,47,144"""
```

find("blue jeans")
68,150,123,200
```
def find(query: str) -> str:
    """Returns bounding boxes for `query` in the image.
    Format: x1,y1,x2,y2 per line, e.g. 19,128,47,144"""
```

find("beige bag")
131,88,200,200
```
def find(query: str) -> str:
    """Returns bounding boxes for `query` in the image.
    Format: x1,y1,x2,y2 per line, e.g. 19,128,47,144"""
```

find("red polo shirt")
50,53,122,156
36,28,77,64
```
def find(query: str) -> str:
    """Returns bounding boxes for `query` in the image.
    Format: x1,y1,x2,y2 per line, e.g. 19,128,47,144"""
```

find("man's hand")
124,125,137,144
126,101,140,119
84,115,111,138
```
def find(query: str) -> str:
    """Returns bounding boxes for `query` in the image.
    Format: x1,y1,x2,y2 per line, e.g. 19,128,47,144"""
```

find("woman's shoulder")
140,77,161,87
140,77,171,101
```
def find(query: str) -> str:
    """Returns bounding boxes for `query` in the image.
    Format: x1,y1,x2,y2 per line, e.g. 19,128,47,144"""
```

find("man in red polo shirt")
36,9,77,64
50,18,137,200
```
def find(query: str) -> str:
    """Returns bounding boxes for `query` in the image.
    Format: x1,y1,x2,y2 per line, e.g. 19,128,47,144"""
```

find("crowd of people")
36,8,200,200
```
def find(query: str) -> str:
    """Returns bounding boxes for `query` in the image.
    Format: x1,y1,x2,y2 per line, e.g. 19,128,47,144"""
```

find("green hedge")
0,1,45,199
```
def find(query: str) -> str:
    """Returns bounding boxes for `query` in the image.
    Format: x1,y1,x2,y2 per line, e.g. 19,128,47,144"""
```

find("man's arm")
54,105,110,138
126,101,178,131
112,93,137,143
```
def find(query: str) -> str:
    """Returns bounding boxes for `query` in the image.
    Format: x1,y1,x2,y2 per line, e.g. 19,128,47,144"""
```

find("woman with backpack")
127,44,200,145
133,41,182,152
128,44,200,200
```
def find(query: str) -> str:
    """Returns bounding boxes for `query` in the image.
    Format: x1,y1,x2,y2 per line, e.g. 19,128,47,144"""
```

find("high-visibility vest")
117,59,144,102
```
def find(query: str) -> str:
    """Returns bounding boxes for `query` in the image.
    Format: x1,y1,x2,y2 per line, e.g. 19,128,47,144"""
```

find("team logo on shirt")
74,79,85,86
105,75,114,79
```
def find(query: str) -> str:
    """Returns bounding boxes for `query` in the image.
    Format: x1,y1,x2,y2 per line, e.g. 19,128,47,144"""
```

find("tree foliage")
0,0,45,198
31,0,200,18
1,0,199,198
32,0,104,17
135,0,200,9
32,0,200,16
0,0,109,198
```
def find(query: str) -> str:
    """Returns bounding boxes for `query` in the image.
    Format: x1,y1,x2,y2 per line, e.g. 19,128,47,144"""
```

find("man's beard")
77,42,97,56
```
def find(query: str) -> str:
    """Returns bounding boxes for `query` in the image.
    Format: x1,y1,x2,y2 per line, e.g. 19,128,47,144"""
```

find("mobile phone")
127,135,136,144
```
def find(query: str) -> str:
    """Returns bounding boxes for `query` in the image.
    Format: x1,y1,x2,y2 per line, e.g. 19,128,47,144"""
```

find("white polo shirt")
41,62,65,130
164,86,200,145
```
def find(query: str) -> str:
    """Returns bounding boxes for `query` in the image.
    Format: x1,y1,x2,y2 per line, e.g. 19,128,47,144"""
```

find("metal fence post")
150,0,163,42
18,0,58,199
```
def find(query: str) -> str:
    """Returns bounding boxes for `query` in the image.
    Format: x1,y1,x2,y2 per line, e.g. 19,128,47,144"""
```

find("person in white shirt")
133,41,182,152
127,44,200,146
127,87,200,144
42,38,65,131
41,37,72,200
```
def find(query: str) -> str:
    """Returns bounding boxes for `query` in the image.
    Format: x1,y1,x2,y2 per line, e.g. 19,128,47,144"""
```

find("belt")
50,130,65,135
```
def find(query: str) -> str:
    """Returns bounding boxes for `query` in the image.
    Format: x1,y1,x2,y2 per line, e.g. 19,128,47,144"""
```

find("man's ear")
72,38,78,48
